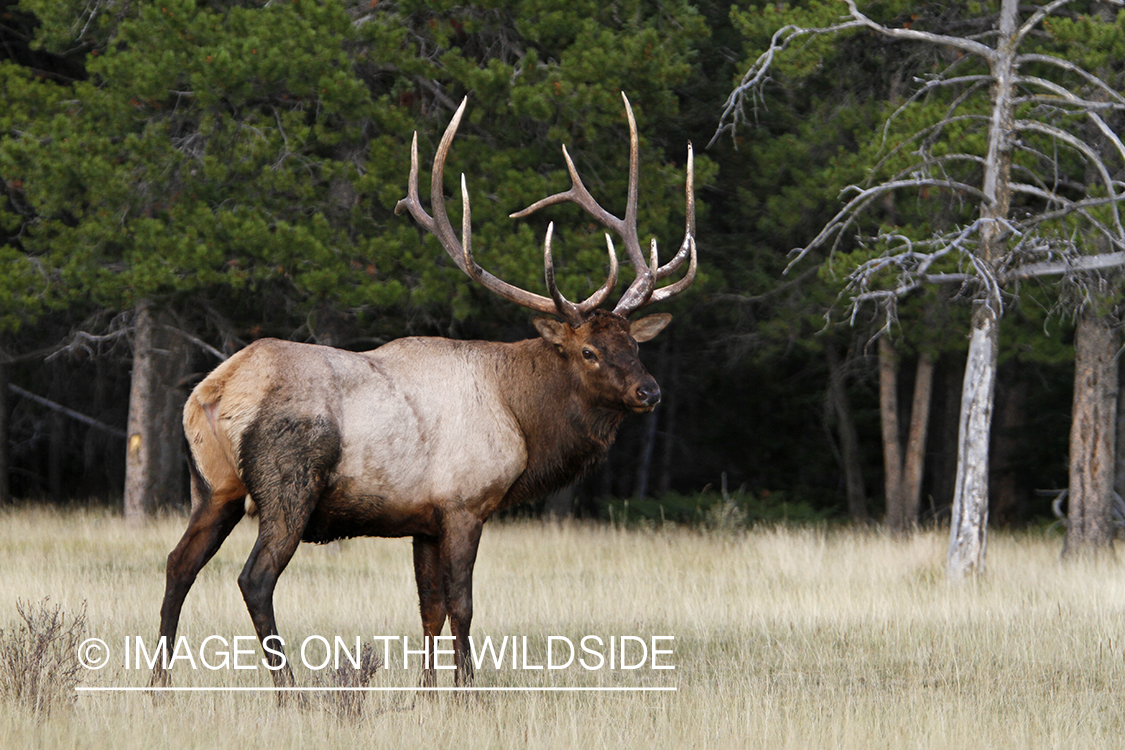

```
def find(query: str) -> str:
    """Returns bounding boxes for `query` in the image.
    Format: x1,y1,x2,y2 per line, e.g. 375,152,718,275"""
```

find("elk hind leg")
237,416,340,689
152,460,245,687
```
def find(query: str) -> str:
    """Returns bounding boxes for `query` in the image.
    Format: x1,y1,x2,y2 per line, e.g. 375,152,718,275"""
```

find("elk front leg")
440,512,483,686
412,534,447,687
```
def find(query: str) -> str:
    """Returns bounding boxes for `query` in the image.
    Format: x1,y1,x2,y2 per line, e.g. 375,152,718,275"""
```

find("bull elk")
152,93,695,689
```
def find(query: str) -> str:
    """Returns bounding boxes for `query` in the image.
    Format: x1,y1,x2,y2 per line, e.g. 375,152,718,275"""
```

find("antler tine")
394,132,433,229
575,234,619,313
614,140,696,314
510,145,623,231
542,223,580,325
646,237,696,306
427,97,471,273
460,173,473,272
655,142,695,281
622,93,641,260
541,224,619,323
609,93,661,316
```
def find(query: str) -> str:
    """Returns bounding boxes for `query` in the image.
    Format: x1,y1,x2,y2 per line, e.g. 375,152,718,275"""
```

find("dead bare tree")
716,0,1125,578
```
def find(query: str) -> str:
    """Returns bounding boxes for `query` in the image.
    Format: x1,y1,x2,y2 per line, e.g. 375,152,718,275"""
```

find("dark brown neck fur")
492,338,627,510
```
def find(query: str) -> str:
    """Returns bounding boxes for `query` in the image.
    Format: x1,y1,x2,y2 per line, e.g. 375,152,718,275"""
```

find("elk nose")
636,383,661,407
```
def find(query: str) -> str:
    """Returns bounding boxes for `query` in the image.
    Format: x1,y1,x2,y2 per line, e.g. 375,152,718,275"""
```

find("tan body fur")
187,337,532,539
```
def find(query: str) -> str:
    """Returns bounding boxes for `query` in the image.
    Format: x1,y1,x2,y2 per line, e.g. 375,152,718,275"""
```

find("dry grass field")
1,505,1124,749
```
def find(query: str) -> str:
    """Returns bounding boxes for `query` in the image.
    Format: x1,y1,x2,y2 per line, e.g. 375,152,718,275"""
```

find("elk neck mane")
492,336,627,509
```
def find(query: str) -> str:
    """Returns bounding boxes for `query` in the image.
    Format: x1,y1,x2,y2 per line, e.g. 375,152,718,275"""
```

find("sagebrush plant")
0,598,87,717
313,643,384,720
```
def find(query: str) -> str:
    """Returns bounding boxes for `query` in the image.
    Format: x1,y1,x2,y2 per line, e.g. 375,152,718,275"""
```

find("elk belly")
302,479,440,542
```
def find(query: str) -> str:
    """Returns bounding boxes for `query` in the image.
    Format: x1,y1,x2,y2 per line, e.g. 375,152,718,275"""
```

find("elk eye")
581,348,598,362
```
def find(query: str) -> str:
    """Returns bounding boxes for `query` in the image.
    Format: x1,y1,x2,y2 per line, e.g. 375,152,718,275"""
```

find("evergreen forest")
2,0,1124,543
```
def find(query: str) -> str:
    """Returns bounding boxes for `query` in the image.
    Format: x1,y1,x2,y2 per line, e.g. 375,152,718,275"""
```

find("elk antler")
510,92,697,317
395,98,618,327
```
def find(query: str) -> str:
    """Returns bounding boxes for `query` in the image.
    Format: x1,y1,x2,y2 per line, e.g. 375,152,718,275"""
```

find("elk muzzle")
631,379,662,412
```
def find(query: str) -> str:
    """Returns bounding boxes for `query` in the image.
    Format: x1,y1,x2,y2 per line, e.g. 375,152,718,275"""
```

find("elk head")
532,310,669,413
395,93,696,412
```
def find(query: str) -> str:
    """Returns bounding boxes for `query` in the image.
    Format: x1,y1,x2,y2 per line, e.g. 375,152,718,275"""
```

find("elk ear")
629,313,671,343
533,317,569,346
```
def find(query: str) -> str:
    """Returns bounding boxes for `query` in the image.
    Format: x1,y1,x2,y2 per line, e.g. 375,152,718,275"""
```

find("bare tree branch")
868,115,990,186
8,384,126,439
160,326,228,361
721,0,1125,295
1016,120,1125,236
1014,0,1086,44
711,17,865,147
878,66,989,150
1016,74,1125,165
1017,52,1125,99
1018,193,1125,243
787,178,988,272
1010,251,1125,280
842,0,997,59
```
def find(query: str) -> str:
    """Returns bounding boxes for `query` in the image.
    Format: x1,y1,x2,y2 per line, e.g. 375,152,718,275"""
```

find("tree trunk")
946,0,1016,580
633,409,658,499
1068,2,1120,558
125,301,156,521
656,356,679,497
1063,311,1119,558
880,341,934,536
901,351,934,532
0,358,9,505
826,342,867,521
947,305,999,580
879,336,905,530
1115,350,1125,514
124,301,190,522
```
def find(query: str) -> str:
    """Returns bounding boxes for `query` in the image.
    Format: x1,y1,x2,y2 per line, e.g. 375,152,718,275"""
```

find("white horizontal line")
78,686,677,693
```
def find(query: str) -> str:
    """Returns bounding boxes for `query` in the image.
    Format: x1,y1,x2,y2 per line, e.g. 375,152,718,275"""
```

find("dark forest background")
1,0,1117,529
